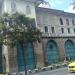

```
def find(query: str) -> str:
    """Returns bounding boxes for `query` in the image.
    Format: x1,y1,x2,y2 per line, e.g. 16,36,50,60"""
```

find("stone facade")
0,0,75,74
0,0,44,74
36,7,75,37
35,7,75,66
42,37,75,61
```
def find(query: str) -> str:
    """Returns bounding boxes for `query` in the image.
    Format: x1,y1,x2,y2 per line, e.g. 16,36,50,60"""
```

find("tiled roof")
36,7,75,18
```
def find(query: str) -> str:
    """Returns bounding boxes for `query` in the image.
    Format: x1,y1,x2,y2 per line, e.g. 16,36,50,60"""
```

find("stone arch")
45,40,59,64
64,39,75,60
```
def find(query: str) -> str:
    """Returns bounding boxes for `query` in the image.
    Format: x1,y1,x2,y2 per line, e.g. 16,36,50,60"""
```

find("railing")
42,33,75,38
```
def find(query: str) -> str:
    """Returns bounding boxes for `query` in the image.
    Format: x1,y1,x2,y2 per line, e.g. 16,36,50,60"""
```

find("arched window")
67,28,70,33
17,43,36,71
61,28,64,33
72,19,75,25
66,19,69,25
11,0,16,13
26,5,31,15
60,18,63,25
45,40,59,64
51,27,55,33
65,40,75,60
44,26,48,32
74,28,75,33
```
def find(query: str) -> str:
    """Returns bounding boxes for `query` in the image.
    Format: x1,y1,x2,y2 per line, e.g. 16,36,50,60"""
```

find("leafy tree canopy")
0,13,42,46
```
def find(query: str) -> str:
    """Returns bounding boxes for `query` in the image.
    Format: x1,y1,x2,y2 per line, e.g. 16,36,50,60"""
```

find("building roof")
36,7,75,18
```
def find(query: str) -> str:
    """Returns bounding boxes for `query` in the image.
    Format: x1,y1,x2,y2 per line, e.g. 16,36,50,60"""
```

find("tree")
0,13,41,75
71,0,75,10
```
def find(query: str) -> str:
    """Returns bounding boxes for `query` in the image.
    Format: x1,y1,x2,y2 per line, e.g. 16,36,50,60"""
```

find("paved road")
33,67,75,75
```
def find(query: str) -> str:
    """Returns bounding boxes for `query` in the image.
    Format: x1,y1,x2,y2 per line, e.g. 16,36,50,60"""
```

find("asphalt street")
33,67,75,75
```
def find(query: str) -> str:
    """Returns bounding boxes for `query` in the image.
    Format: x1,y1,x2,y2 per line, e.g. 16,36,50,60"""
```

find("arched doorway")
17,43,36,71
65,40,75,60
45,40,59,64
0,45,3,73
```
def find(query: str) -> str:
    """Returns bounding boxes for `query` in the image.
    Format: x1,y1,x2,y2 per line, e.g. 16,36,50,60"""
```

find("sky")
39,0,75,13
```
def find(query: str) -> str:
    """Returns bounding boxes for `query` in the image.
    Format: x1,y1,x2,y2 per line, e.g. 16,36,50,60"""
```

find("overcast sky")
39,0,75,13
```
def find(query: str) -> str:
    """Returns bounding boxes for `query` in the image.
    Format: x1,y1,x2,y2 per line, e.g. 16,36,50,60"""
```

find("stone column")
34,42,44,68
55,38,66,61
2,45,10,73
8,46,18,74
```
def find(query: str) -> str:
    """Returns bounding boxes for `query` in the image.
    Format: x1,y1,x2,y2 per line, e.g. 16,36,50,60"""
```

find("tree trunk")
21,44,27,75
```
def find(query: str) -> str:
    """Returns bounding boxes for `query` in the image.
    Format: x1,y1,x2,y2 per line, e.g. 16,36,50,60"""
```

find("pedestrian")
28,69,32,75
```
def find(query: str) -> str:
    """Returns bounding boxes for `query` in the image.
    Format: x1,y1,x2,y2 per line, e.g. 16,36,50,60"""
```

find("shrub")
6,72,12,75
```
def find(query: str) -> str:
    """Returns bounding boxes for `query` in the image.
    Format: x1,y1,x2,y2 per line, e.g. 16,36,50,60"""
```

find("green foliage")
6,72,12,75
0,13,42,75
0,13,42,46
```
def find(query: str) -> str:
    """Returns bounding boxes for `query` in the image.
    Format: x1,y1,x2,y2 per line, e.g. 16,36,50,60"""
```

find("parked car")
68,62,75,72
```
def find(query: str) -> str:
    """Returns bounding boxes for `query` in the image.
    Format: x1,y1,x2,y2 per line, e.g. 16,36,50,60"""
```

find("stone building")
0,0,75,75
0,0,44,74
36,7,75,65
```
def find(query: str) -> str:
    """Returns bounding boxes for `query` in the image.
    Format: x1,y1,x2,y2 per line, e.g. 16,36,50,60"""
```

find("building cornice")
16,0,44,5
36,7,75,18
